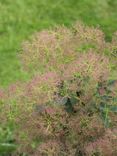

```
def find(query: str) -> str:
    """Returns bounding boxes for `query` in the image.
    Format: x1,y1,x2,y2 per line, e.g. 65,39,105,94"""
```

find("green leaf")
100,104,117,113
109,106,117,113
108,79,116,85
0,143,17,153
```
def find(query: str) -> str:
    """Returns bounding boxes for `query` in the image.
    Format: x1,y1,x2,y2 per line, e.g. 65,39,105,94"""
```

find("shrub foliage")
0,23,117,155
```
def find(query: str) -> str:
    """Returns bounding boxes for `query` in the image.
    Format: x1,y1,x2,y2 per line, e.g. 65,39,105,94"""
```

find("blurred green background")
0,0,117,87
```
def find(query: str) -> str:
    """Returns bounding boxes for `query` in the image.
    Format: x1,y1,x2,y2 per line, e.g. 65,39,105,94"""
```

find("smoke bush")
0,23,117,155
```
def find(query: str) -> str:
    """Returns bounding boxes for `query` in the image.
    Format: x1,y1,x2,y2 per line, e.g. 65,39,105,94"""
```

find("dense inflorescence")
0,23,117,156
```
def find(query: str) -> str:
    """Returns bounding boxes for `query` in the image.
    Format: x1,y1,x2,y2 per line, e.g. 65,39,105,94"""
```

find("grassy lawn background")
0,0,117,87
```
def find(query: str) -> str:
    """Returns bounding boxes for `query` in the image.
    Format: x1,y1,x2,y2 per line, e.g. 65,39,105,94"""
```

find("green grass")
0,0,117,87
